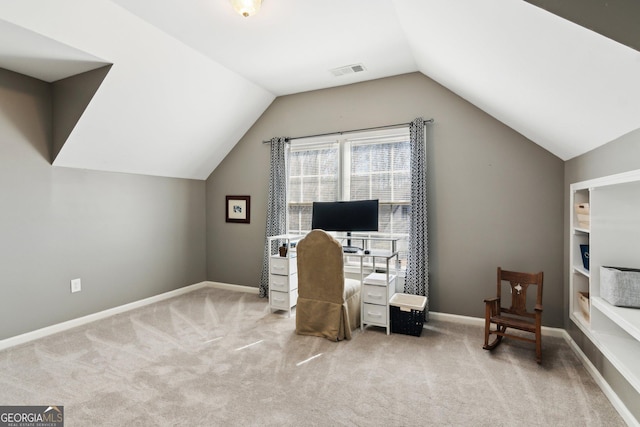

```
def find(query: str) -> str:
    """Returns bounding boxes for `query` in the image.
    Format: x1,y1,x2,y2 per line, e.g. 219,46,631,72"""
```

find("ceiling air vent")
330,63,367,77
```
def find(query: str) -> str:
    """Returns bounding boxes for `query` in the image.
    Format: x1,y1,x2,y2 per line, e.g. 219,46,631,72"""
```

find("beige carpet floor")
0,286,625,426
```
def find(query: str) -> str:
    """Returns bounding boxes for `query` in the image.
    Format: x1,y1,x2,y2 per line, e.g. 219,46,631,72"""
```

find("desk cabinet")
361,272,396,335
269,255,297,316
268,235,303,317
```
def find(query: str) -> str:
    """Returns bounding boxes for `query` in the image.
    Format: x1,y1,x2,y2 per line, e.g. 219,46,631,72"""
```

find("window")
288,128,411,269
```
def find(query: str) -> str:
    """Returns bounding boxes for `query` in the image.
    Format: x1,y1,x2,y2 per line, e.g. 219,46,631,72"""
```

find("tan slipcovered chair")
295,229,361,341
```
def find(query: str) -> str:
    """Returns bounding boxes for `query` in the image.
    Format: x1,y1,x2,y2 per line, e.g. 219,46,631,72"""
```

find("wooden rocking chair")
483,267,544,363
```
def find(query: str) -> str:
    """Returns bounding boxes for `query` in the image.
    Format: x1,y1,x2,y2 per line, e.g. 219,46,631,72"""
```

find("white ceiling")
1,0,639,179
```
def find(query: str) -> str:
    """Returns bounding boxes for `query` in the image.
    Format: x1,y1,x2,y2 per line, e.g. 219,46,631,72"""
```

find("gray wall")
206,72,565,327
564,127,640,421
0,68,207,340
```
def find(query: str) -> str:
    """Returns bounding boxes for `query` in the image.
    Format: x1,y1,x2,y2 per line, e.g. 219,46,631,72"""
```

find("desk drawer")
270,289,298,310
270,273,297,292
270,256,297,276
363,303,387,325
362,284,388,305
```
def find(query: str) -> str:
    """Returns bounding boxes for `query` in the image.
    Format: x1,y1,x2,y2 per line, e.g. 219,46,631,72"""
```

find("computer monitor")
311,199,379,252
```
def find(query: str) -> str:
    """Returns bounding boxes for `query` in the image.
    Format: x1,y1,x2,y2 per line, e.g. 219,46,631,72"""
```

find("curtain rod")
262,119,434,144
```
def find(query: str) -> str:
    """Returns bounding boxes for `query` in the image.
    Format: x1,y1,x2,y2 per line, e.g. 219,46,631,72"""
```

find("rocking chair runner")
483,267,544,363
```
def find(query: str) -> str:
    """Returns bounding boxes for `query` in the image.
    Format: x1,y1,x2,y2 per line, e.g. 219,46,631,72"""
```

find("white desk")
267,234,399,330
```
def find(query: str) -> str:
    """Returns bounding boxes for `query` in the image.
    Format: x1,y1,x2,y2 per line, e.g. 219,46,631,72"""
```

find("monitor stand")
342,245,362,254
342,232,362,253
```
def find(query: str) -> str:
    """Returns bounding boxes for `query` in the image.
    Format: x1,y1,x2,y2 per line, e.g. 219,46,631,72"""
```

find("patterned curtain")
259,137,288,298
404,118,430,316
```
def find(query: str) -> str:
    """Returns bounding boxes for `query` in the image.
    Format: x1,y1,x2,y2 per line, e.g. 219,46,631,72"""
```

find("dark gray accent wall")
564,127,640,421
0,68,206,340
525,0,640,52
206,72,565,327
52,65,112,162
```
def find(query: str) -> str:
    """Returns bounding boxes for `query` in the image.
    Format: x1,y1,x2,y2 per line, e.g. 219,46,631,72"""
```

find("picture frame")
226,195,250,224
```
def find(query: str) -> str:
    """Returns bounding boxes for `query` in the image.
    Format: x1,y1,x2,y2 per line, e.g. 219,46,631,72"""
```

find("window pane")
350,175,370,200
289,177,302,203
303,177,319,202
288,205,313,234
391,204,411,235
351,145,371,174
378,204,392,234
289,151,302,176
319,176,338,200
393,141,410,170
319,149,337,176
371,173,391,200
289,205,301,232
370,144,391,172
288,144,338,233
393,172,411,201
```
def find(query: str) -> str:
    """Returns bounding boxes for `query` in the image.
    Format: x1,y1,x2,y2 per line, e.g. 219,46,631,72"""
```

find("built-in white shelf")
590,329,640,394
592,297,640,343
569,168,640,423
573,266,590,278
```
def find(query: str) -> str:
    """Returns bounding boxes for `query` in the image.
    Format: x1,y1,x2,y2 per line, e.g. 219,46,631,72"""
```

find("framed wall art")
226,195,250,224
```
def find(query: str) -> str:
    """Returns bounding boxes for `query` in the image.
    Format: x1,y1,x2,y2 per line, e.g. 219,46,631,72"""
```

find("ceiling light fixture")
230,0,262,18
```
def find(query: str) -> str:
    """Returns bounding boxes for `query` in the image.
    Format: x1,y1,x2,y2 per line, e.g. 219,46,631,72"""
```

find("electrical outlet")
71,278,82,293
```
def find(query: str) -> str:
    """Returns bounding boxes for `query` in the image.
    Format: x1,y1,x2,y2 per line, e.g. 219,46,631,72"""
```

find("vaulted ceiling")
1,0,639,180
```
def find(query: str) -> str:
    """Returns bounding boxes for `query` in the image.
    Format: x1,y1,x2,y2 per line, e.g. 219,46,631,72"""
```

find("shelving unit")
569,169,640,422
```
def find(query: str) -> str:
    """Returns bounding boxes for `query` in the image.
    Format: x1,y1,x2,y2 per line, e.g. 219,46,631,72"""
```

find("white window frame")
287,127,411,272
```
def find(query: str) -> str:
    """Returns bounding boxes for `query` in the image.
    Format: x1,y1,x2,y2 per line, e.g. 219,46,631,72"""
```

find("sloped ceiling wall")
395,1,640,160
0,0,639,180
0,1,274,180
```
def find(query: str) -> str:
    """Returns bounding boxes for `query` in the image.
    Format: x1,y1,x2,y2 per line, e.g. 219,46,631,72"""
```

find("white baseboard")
562,332,639,427
206,281,260,294
0,281,259,351
428,311,566,338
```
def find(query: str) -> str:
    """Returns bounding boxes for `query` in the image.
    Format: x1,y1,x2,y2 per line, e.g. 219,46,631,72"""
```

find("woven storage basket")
389,293,427,337
575,203,590,228
600,266,640,308
578,291,590,320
